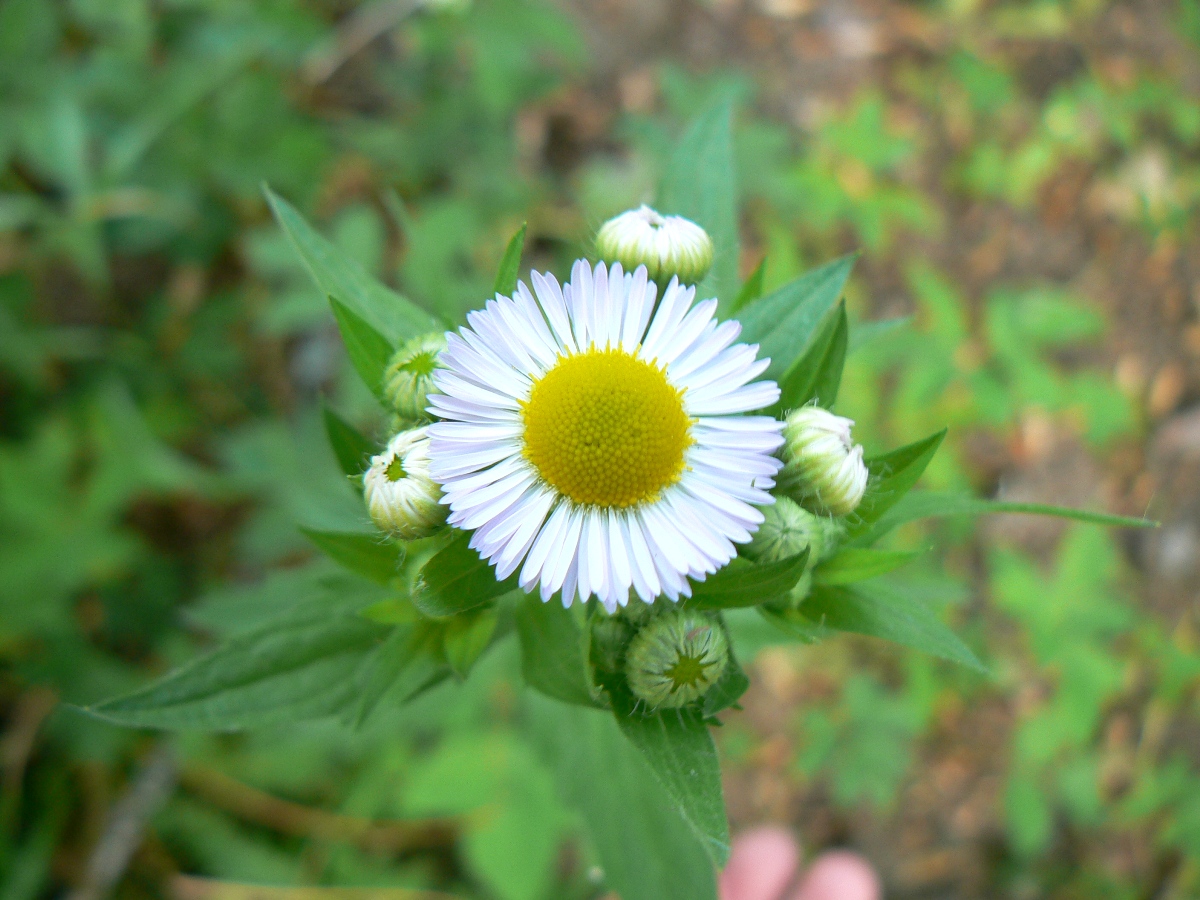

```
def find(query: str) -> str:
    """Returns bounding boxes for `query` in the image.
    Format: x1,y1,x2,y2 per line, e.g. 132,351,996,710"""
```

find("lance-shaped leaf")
300,528,404,585
846,429,946,537
731,257,766,313
516,595,598,707
777,300,848,412
323,403,375,480
493,223,527,297
660,100,739,307
87,611,386,730
614,705,730,867
526,696,719,900
701,644,750,717
330,298,394,400
412,530,517,617
685,550,810,610
354,621,448,725
266,188,440,344
802,583,984,670
737,255,855,383
814,547,924,585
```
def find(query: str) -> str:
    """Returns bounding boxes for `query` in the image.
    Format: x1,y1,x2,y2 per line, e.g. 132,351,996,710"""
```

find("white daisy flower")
426,260,784,612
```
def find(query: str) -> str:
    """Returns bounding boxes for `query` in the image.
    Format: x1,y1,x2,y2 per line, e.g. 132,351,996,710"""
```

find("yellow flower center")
521,348,692,508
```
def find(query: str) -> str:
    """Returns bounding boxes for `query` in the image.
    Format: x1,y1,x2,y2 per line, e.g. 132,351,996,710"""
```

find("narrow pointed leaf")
301,528,404,585
847,429,946,537
330,298,394,400
778,301,848,411
737,254,856,383
685,550,809,610
802,583,984,670
86,612,385,730
526,696,718,900
493,223,527,297
731,257,766,313
515,595,598,707
814,547,923,585
615,707,730,867
412,530,516,617
660,100,739,307
266,187,439,343
701,647,750,716
354,622,447,725
323,403,375,480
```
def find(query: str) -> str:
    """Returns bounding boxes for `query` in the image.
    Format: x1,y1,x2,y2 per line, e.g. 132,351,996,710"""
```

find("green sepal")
493,222,527,297
266,187,440,344
685,549,810,610
330,297,394,401
814,547,924,585
801,582,984,671
777,300,848,412
516,594,601,708
731,257,766,313
300,527,404,585
846,429,947,537
737,254,856,384
322,402,374,482
412,529,517,618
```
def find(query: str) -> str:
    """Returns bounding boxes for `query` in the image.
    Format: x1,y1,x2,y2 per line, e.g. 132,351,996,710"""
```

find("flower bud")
383,332,447,421
625,610,729,709
363,427,448,539
744,496,842,566
595,205,714,286
777,407,869,517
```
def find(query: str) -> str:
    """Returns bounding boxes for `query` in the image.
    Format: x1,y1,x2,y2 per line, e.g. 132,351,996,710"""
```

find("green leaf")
615,707,730,867
322,403,374,480
266,188,440,344
493,223,527,297
777,301,848,411
702,648,750,717
861,491,1157,543
737,255,856,383
330,298,394,400
801,584,984,670
814,547,923,585
660,100,739,307
526,696,719,900
685,550,810,610
300,528,404,585
847,429,947,537
412,530,516,618
86,611,386,730
444,607,501,678
515,594,599,707
731,257,766,313
354,622,447,725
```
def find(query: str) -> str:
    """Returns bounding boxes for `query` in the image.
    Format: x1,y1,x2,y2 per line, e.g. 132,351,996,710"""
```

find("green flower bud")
625,609,729,709
364,427,447,539
777,407,869,518
383,333,447,421
595,205,714,286
744,496,842,565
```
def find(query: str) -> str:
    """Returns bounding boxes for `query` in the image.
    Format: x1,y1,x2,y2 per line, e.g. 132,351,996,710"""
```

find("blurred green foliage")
1,0,1197,898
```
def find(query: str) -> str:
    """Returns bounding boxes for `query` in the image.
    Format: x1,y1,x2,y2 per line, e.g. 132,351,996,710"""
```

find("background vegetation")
2,0,1199,897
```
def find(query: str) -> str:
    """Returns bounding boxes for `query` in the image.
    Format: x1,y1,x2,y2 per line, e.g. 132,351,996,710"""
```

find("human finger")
790,850,881,900
718,826,801,900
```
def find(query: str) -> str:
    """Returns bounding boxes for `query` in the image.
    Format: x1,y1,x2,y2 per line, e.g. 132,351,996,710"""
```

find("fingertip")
719,826,801,900
791,850,881,900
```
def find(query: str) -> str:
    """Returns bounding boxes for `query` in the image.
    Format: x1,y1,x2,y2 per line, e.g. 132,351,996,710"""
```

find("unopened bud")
383,333,447,421
363,427,447,539
595,205,714,286
626,610,729,709
777,407,869,517
744,496,842,566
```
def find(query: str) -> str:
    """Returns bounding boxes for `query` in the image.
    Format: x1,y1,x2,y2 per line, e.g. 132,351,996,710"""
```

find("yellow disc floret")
522,348,692,508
